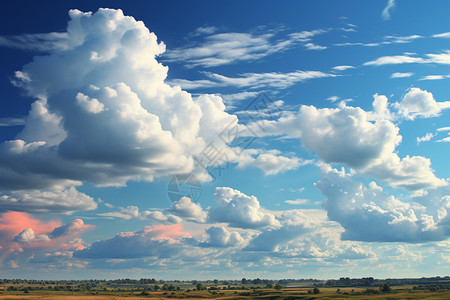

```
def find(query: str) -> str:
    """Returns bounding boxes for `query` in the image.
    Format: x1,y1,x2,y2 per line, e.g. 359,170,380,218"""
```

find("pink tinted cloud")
0,211,61,238
142,224,191,242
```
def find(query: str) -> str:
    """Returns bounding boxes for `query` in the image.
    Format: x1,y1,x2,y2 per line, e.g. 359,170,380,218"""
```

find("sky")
0,0,449,280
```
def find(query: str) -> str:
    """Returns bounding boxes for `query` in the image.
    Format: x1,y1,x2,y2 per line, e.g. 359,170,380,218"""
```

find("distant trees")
380,283,391,292
274,283,283,290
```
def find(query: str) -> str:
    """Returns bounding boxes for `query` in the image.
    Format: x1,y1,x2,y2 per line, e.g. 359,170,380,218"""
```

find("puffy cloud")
1,8,293,206
396,88,450,120
74,224,190,259
199,226,246,248
168,197,208,223
237,150,308,175
316,165,450,242
14,228,50,243
245,211,316,251
209,187,280,229
0,187,97,214
0,212,92,269
246,94,445,191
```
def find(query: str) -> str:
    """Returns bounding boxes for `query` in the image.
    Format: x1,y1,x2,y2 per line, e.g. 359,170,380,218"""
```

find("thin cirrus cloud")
163,28,328,67
382,0,396,20
0,32,69,52
169,70,337,90
391,72,414,78
364,51,450,66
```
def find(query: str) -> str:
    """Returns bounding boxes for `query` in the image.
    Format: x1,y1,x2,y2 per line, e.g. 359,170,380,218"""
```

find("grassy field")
1,285,450,299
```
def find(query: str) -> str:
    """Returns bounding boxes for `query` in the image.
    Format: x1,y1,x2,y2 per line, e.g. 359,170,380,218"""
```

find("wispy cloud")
433,32,450,38
169,70,337,90
391,72,414,78
304,42,327,51
0,117,25,127
335,35,421,47
420,75,447,81
417,132,436,144
333,65,355,71
382,0,396,20
164,28,327,67
0,32,68,52
364,51,450,66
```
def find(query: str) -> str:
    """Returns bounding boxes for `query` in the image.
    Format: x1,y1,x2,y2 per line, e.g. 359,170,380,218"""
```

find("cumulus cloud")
74,224,190,259
0,212,92,268
237,150,309,175
316,165,450,242
168,197,208,223
199,226,246,248
396,88,450,120
245,93,445,191
209,187,280,229
0,187,97,214
0,8,291,208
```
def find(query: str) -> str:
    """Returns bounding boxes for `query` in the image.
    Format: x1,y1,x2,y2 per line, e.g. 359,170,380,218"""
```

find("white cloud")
0,8,283,202
417,132,436,144
74,224,191,259
0,32,69,52
364,54,424,66
365,51,450,66
316,165,450,242
420,75,446,81
245,93,445,191
209,187,280,229
170,70,337,90
304,43,327,51
168,197,208,223
433,32,450,38
164,28,326,67
237,151,308,175
396,88,449,120
332,65,355,71
326,96,340,102
284,199,310,205
0,187,97,214
382,0,396,20
437,127,450,132
391,72,413,78
14,228,50,243
199,226,246,248
0,117,25,127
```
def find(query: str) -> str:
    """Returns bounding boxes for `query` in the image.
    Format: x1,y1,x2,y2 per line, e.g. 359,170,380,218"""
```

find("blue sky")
0,0,450,279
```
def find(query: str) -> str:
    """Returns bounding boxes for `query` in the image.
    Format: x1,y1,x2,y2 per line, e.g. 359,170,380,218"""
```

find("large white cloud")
316,165,450,242
246,94,446,191
209,187,280,229
0,187,97,214
1,8,301,208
